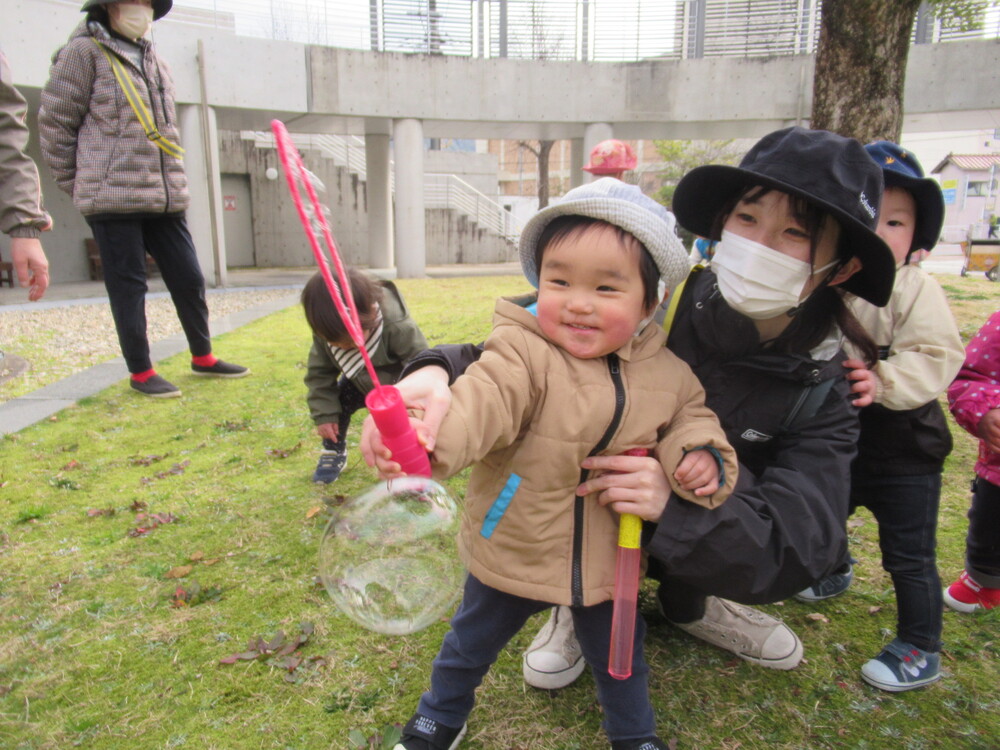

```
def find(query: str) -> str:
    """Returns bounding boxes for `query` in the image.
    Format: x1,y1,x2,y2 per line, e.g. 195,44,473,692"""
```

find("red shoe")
943,571,1000,613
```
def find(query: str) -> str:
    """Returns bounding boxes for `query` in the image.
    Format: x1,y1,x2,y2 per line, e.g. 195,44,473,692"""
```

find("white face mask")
111,3,154,40
711,230,838,320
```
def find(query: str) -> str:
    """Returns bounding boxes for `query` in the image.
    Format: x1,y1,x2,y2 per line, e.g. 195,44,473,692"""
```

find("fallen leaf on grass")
129,454,167,467
164,565,194,579
806,612,830,623
171,581,223,607
847,518,865,528
305,506,324,519
127,512,178,537
266,442,302,459
61,459,83,471
868,605,882,614
86,507,116,517
219,623,323,682
140,460,191,485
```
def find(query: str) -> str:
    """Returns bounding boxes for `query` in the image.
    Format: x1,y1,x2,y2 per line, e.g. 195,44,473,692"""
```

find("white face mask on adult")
711,230,838,320
111,3,154,40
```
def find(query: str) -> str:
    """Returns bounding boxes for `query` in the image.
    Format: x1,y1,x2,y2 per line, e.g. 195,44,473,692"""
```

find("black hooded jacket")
403,269,860,604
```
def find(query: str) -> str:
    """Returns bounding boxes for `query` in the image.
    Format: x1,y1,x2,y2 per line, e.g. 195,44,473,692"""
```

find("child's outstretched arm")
674,448,720,497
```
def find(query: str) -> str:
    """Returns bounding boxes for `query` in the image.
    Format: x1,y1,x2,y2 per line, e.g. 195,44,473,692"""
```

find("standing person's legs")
88,218,155,374
856,473,943,652
854,472,943,691
572,603,657,743
945,476,1000,612
966,476,1000,586
141,215,211,358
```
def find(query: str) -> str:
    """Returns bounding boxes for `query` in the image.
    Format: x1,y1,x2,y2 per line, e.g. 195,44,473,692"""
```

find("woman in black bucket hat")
363,127,896,706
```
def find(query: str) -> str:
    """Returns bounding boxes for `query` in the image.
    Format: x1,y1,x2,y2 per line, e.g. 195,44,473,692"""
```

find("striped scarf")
328,304,383,380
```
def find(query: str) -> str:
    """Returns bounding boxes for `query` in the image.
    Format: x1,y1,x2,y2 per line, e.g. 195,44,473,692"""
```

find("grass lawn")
1,273,998,750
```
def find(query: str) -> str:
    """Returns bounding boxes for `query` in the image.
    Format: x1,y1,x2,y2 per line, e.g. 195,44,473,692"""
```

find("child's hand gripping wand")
608,448,648,680
271,120,431,478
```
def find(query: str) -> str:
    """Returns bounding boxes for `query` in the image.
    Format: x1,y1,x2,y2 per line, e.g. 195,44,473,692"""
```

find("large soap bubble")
319,476,464,635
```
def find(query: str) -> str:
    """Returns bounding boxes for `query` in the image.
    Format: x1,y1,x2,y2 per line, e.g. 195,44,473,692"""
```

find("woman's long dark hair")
709,185,878,366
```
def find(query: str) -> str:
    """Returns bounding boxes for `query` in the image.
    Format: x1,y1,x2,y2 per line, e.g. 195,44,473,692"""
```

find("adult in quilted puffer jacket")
38,0,248,398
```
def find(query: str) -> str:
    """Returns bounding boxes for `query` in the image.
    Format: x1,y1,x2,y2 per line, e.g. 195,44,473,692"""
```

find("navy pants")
850,472,943,652
321,377,366,452
967,476,1000,587
416,574,656,743
88,215,211,374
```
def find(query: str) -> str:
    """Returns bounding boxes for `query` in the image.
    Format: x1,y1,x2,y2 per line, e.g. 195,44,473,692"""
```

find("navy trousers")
416,574,656,743
967,476,1000,587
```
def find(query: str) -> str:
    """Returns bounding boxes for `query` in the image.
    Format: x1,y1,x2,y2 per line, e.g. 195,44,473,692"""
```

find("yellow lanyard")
662,268,696,334
93,39,185,159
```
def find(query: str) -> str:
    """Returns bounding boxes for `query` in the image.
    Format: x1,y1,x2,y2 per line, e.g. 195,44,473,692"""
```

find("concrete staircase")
242,131,519,263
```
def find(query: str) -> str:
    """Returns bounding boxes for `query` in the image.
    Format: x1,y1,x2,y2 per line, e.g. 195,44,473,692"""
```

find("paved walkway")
0,264,520,435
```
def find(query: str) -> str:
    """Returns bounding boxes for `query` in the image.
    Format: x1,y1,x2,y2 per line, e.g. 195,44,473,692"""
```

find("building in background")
933,153,1000,239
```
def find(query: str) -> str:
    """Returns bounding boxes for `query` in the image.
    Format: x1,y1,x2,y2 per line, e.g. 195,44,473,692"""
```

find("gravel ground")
0,289,297,402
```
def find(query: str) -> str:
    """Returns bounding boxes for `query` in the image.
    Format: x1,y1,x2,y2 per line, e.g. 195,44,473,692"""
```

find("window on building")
967,181,989,197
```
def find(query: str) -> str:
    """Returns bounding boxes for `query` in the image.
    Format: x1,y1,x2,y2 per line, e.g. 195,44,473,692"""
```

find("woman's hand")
360,365,452,474
843,357,876,408
577,453,672,522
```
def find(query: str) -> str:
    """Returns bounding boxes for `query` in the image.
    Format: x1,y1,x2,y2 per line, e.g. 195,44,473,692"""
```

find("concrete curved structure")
4,0,999,280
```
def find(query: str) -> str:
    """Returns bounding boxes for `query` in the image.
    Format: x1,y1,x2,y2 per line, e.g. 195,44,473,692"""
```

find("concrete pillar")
582,122,614,183
393,118,426,278
365,131,393,270
178,103,226,287
570,138,586,188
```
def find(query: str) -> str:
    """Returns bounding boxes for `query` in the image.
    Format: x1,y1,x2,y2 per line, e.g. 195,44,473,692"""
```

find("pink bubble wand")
608,448,648,680
271,119,431,477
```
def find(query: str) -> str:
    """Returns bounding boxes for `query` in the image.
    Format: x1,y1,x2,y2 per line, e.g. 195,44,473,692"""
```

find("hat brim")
882,172,945,252
518,196,687,292
673,164,895,306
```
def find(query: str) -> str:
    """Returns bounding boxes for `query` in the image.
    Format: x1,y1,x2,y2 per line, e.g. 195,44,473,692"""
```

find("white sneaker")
670,596,803,670
522,606,586,689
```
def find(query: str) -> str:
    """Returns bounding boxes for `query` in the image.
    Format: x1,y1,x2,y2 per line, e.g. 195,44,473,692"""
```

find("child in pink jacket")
945,311,1000,612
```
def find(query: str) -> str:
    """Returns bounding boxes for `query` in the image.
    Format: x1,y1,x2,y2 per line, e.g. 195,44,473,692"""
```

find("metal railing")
244,130,521,244
174,0,1000,61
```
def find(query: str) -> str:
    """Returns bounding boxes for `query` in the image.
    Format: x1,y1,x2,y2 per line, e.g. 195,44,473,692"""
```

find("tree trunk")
536,140,555,208
811,0,922,142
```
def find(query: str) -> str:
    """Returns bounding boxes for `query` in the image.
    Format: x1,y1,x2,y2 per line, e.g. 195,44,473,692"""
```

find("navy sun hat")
672,126,896,307
81,0,173,21
865,141,945,253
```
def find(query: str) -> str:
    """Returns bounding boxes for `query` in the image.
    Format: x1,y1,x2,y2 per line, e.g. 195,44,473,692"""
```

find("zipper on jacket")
571,353,626,606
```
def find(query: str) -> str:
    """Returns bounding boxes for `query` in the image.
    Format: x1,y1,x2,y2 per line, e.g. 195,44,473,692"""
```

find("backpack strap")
93,39,185,159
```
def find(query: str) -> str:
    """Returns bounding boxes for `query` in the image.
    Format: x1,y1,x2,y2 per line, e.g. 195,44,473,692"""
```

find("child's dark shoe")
794,561,854,602
313,449,346,483
860,637,941,692
611,738,669,750
392,714,466,750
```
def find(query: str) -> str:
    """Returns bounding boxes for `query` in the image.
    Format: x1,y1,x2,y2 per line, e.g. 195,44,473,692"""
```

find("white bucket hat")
518,177,689,293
